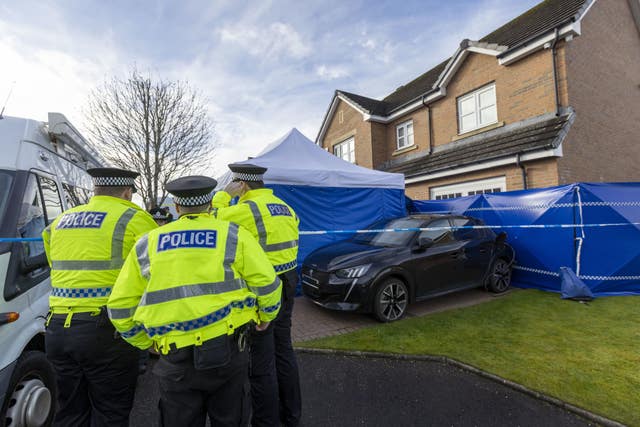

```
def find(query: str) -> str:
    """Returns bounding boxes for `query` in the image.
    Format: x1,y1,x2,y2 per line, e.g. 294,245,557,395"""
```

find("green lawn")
297,290,640,426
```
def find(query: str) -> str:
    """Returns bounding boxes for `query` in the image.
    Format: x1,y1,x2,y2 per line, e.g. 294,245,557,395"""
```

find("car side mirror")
21,252,49,274
415,236,434,250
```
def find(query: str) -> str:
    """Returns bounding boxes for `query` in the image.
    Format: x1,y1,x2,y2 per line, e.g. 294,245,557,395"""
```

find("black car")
301,214,515,322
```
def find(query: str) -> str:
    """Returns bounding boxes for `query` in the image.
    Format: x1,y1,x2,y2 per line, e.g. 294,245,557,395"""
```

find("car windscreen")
352,218,423,247
0,170,15,226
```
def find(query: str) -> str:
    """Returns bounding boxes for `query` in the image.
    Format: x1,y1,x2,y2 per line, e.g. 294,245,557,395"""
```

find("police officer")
149,206,173,226
212,164,302,427
42,167,157,427
107,175,282,427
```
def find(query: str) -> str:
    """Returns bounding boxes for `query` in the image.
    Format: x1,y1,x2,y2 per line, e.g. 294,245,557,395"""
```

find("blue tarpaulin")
411,183,640,296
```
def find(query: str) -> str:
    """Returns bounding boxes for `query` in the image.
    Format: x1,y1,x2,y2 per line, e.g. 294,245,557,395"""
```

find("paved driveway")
292,288,507,342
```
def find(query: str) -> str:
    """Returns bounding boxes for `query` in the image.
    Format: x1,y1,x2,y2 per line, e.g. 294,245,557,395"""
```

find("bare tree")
85,69,215,209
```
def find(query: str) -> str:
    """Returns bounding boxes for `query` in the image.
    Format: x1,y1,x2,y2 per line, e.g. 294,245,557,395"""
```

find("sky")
0,0,540,177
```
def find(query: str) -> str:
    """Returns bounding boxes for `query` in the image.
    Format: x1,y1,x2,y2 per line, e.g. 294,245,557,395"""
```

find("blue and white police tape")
2,222,640,242
298,222,640,236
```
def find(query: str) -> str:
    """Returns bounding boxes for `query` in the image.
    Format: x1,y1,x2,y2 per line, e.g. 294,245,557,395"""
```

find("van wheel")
1,351,56,427
373,278,408,323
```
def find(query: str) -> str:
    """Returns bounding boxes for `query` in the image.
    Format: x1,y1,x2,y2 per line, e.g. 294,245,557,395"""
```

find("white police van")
0,112,104,426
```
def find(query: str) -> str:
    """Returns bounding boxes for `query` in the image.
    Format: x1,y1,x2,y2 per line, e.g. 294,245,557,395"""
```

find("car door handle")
450,252,460,258
479,249,487,254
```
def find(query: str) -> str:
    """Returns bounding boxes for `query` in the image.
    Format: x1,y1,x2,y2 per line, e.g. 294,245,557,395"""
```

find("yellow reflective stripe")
138,279,248,306
245,200,267,247
51,208,137,271
135,235,150,280
223,223,239,281
264,239,298,252
244,200,297,252
107,306,137,320
250,277,281,297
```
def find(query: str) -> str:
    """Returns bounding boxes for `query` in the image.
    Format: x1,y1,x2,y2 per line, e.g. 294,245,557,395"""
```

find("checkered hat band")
173,192,214,206
232,172,264,182
93,176,136,187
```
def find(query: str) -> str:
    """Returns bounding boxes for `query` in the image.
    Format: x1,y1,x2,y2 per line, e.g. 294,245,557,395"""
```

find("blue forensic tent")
217,128,406,272
410,183,640,297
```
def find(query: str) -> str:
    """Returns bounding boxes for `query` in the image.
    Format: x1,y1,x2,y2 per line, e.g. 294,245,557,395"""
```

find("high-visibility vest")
42,195,157,313
107,213,281,352
212,188,299,274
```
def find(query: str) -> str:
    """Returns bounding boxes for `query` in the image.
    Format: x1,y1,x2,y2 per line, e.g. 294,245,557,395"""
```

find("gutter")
550,28,561,117
422,95,434,155
516,153,528,190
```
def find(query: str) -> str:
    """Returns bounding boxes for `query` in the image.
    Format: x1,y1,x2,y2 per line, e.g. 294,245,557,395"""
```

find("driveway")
292,287,507,343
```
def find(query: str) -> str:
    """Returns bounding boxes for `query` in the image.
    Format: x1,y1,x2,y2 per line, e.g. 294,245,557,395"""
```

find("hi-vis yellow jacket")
212,188,299,274
42,196,157,313
107,213,281,352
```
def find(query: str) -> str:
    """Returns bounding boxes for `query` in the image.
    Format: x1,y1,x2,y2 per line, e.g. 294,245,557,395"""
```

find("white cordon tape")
3,223,640,281
4,222,638,241
423,201,640,214
298,222,640,236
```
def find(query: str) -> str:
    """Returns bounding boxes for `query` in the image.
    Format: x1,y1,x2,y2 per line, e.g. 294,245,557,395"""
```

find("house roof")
382,112,574,178
335,0,588,118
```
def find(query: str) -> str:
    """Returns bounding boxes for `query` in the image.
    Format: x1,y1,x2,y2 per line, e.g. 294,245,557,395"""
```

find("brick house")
316,0,640,200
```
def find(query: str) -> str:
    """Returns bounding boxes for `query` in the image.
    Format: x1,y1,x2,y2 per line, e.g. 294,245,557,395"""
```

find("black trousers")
154,329,251,427
250,269,302,427
45,311,139,427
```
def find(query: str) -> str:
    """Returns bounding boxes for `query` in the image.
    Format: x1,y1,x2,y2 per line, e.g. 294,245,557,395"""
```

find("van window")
0,170,14,226
62,183,90,207
38,176,63,224
17,174,46,258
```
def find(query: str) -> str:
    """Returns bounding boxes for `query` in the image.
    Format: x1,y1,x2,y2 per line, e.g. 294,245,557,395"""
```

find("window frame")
395,120,414,150
333,137,356,163
457,83,497,134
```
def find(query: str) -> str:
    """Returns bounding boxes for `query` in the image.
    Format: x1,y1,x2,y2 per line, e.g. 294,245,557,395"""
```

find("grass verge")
297,290,640,426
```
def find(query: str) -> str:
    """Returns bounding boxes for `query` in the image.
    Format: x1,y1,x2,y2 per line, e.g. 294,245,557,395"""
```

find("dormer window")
457,83,497,134
396,120,414,150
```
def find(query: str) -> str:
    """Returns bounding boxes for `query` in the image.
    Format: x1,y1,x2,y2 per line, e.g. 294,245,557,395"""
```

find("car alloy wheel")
488,258,512,293
374,278,408,322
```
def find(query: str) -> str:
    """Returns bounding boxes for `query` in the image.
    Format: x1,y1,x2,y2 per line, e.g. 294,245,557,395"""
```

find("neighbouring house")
316,0,640,200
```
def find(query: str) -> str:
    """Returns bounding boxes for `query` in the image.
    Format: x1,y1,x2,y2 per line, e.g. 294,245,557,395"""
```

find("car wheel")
1,351,57,427
487,258,512,293
373,278,408,323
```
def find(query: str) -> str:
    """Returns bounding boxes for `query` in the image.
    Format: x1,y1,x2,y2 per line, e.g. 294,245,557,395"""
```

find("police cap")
149,206,173,221
229,163,267,182
87,167,138,192
165,176,218,207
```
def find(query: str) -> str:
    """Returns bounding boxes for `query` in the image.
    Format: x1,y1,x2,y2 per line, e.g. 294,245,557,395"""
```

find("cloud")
316,65,349,80
219,22,311,60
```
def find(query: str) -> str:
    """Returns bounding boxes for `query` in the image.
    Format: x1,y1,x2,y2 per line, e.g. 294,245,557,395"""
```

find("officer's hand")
224,181,244,198
255,321,270,332
147,345,160,356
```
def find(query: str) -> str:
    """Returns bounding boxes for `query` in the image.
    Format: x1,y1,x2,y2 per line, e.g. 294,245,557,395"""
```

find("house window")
457,83,497,134
396,120,414,150
430,176,506,200
333,137,355,163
